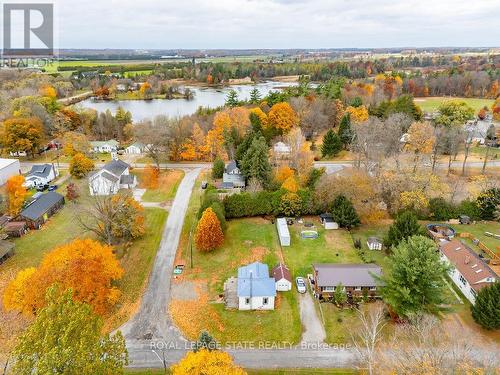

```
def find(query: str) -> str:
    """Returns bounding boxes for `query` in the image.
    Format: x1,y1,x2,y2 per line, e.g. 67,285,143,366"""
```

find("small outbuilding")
272,263,292,291
3,221,27,237
459,215,471,225
367,237,383,251
319,213,338,229
0,241,15,264
18,191,65,229
276,217,291,247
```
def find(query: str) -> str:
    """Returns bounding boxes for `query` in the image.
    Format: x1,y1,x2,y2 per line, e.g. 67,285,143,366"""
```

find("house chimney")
464,256,470,265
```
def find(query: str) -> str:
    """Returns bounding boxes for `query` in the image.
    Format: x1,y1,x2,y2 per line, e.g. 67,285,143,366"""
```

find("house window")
369,286,376,291
459,275,467,286
245,298,250,305
323,286,335,292
263,297,269,305
470,288,477,298
354,286,361,291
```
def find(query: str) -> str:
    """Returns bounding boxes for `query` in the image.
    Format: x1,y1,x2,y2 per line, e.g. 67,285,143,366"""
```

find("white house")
88,159,137,196
23,163,59,188
0,158,20,186
272,263,292,291
222,160,245,188
237,262,276,311
276,218,291,246
273,141,291,157
464,118,494,145
439,240,497,304
125,142,145,154
90,140,119,153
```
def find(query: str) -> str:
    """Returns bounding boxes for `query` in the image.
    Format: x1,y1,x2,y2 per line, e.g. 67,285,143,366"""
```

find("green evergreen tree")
249,87,262,104
376,236,449,318
333,282,347,306
338,113,353,149
225,89,239,107
321,129,342,157
385,211,423,248
471,282,500,330
235,130,259,163
240,136,271,188
476,188,500,221
195,330,219,352
331,194,360,229
13,287,128,374
212,157,225,179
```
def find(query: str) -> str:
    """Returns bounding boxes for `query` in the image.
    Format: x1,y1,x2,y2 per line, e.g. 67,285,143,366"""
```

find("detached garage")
0,158,20,186
276,218,290,246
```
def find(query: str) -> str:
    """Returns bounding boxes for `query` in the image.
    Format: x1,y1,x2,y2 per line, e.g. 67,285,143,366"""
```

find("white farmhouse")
24,163,59,188
222,160,245,188
440,240,497,304
90,140,119,153
125,142,145,154
88,159,137,196
273,141,291,156
237,262,276,311
0,158,20,186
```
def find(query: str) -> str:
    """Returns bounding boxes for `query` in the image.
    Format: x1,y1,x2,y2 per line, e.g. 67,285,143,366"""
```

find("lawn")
414,96,494,113
136,169,185,203
453,221,500,253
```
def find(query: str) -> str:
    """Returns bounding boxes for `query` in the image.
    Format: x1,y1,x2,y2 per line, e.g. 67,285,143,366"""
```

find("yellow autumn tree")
250,107,268,128
3,238,124,316
69,152,94,178
406,121,436,171
267,102,298,134
171,349,246,375
180,140,197,161
399,190,429,212
39,84,57,98
275,165,294,183
345,105,369,123
227,107,250,136
195,208,224,252
281,176,298,192
6,175,27,216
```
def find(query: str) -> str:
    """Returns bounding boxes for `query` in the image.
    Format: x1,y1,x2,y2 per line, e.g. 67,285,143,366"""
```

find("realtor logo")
2,3,54,56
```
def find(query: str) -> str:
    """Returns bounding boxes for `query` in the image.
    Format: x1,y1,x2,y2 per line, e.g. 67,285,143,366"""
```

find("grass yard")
104,207,168,330
453,221,500,252
136,169,185,203
414,96,494,113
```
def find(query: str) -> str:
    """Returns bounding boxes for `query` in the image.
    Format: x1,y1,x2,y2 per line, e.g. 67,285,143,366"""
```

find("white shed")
0,158,21,186
276,218,291,247
272,263,292,291
367,237,383,251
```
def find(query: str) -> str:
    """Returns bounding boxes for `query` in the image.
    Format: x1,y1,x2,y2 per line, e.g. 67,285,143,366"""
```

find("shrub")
428,197,457,221
212,157,225,179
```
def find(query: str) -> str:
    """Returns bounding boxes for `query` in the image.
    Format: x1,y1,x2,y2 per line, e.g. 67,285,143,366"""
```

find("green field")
414,96,494,113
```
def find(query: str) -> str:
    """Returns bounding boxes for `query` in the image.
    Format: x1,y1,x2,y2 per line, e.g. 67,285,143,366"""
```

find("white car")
296,277,307,293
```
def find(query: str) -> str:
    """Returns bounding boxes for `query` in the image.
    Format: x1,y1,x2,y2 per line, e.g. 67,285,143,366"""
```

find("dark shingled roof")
313,264,382,287
0,240,15,259
101,171,119,183
102,159,129,177
27,164,53,179
20,191,64,221
120,174,135,184
225,160,239,174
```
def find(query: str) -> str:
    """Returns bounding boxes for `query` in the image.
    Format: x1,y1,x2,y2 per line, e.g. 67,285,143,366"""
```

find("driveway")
119,168,201,343
299,292,326,344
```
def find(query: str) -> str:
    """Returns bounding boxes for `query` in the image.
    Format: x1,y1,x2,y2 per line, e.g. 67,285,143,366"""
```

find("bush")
428,197,457,221
471,282,500,330
212,157,225,179
457,199,481,220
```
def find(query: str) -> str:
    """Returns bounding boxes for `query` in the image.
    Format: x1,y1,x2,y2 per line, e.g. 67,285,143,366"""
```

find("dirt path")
299,292,326,344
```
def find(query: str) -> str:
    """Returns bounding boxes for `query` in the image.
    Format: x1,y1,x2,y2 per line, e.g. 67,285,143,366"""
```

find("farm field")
414,96,494,113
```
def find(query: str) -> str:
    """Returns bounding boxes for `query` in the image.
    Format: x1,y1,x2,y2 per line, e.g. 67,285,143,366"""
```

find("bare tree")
351,304,387,375
462,125,475,176
352,117,387,175
134,115,172,169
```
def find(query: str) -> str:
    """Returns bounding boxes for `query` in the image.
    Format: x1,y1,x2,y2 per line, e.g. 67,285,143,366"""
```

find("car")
36,184,49,192
201,181,208,189
48,185,58,191
296,277,307,293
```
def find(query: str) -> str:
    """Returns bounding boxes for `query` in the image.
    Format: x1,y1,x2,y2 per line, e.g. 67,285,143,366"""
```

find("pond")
76,81,298,122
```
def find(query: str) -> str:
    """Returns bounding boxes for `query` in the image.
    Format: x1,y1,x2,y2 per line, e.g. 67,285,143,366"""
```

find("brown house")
4,221,27,237
312,264,382,299
18,191,65,229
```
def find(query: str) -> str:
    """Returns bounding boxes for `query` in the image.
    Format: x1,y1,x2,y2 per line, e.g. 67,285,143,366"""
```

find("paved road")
119,168,201,343
299,293,326,344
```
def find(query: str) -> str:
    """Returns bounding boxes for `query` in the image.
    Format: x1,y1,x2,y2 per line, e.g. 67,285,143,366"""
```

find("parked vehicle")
296,277,307,293
36,184,49,192
201,181,208,189
48,185,58,191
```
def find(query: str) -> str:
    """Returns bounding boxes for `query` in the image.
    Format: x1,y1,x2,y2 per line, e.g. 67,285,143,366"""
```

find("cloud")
56,0,500,48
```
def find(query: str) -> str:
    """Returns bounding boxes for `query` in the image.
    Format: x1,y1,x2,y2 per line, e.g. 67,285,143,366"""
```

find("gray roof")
237,262,276,297
102,159,129,176
313,264,382,287
367,237,382,245
225,160,239,174
27,164,53,179
101,171,119,183
20,191,64,221
0,241,14,259
120,174,135,184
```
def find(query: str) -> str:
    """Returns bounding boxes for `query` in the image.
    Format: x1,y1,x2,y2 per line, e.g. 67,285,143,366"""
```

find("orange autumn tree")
3,238,124,316
281,176,298,193
171,349,246,375
345,105,369,123
6,175,27,215
267,102,298,134
143,164,160,189
195,207,224,252
275,165,294,183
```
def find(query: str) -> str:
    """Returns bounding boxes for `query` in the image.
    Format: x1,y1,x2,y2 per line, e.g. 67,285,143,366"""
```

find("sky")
53,0,500,49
